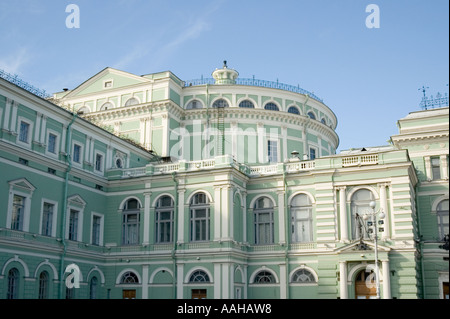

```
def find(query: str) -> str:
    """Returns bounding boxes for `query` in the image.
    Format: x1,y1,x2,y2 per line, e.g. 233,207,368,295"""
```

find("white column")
222,263,231,299
177,263,184,299
39,115,47,144
339,261,348,299
162,114,169,157
10,100,18,133
257,122,264,163
382,260,391,299
214,186,222,241
339,187,349,242
379,183,390,239
146,117,152,150
177,189,185,243
139,118,146,146
34,112,41,143
221,186,233,241
242,191,247,243
282,125,287,162
279,263,287,299
143,192,151,245
61,124,67,154
424,157,432,180
277,190,286,244
231,121,237,160
214,263,221,299
440,154,448,180
2,98,11,131
142,265,149,299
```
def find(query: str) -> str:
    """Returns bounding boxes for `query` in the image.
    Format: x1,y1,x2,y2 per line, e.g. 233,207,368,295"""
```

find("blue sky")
0,0,448,152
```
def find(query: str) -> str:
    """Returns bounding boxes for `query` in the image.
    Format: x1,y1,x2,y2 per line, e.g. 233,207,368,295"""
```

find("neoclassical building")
0,64,448,299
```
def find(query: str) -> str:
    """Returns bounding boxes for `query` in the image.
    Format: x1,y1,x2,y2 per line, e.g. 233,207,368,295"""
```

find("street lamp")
363,201,385,299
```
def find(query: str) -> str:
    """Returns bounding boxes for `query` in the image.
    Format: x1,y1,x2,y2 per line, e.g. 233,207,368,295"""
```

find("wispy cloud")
0,48,31,75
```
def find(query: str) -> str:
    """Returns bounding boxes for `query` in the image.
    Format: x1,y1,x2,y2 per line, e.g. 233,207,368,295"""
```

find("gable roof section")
60,67,151,99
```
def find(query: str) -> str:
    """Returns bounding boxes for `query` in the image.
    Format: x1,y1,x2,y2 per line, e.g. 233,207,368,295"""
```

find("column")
231,121,237,160
60,124,67,154
281,125,287,162
277,190,286,244
302,126,308,158
221,186,233,241
339,261,348,299
2,98,11,131
142,265,149,299
214,263,221,299
143,192,152,245
39,115,47,144
139,118,146,146
34,112,41,143
440,154,448,180
214,186,222,241
242,191,248,243
10,100,18,133
257,122,264,163
338,187,349,242
279,263,287,299
177,189,185,243
162,114,169,157
222,263,231,299
177,263,184,299
382,260,391,299
145,117,152,150
379,183,390,239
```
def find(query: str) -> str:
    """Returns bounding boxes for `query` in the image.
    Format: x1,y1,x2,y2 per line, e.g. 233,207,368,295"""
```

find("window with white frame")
7,268,20,299
122,198,140,245
11,194,25,231
155,196,174,243
38,271,49,299
190,193,210,242
431,156,442,180
91,214,103,246
437,199,449,239
291,268,316,283
253,271,275,284
290,194,313,242
47,132,58,155
254,197,274,245
41,201,56,237
68,209,80,241
73,143,82,164
18,119,31,144
95,152,104,172
268,140,278,163
309,147,317,160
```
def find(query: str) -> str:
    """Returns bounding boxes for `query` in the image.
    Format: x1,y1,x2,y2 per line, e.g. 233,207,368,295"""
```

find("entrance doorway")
191,289,207,299
355,269,377,299
123,289,136,299
443,282,449,299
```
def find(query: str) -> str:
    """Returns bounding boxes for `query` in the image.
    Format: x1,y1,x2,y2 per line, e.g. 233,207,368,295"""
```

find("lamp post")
363,201,385,299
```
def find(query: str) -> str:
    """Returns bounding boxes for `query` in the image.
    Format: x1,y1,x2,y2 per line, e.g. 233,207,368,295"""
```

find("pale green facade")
0,65,448,299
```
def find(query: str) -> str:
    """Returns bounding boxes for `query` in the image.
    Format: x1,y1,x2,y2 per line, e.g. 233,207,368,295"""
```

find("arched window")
307,111,316,120
253,271,275,284
287,106,300,115
264,102,279,111
89,276,98,299
76,106,90,115
239,100,255,108
122,198,140,245
254,197,274,245
291,269,316,283
437,199,449,239
212,98,229,108
290,194,313,242
189,270,210,283
124,97,139,107
351,189,375,240
38,271,49,299
7,268,20,299
186,99,203,109
321,118,327,125
155,196,174,243
120,271,139,284
190,193,210,242
99,102,113,111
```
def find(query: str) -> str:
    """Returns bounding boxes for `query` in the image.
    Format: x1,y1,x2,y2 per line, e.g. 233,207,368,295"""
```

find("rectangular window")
156,210,173,243
68,209,79,241
431,156,442,180
122,213,139,245
254,211,274,245
11,195,25,230
268,140,278,163
95,153,103,172
47,133,57,154
92,215,101,245
41,202,54,237
19,121,30,143
190,208,210,241
309,147,317,160
73,144,81,163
